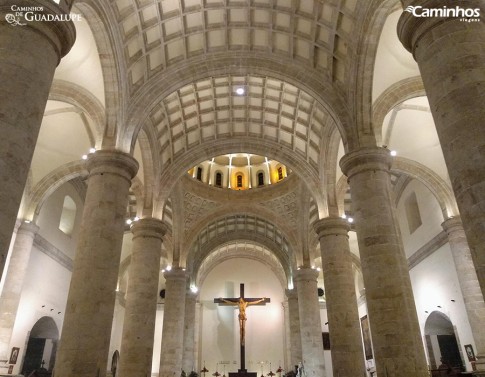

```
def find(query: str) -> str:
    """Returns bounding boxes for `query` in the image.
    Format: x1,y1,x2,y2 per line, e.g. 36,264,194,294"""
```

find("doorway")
21,316,59,376
424,311,463,370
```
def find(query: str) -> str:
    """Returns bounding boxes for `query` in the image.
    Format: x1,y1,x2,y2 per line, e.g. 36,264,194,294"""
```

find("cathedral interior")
0,0,484,377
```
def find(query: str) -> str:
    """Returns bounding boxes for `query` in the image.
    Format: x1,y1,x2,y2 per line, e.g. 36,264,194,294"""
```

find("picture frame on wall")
8,347,19,364
360,315,373,360
465,344,476,362
8,365,13,374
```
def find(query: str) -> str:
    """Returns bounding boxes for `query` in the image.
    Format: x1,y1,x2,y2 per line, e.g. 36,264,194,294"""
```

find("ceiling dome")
188,153,291,190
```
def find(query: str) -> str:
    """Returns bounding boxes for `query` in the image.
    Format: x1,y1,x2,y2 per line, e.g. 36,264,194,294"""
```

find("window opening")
277,167,283,180
405,191,422,234
215,172,223,187
257,172,264,186
59,196,76,235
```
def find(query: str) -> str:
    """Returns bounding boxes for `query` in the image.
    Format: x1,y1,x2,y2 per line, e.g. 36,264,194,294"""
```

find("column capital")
16,221,40,236
86,150,139,183
131,218,168,240
285,288,298,299
164,267,187,282
441,216,465,237
313,217,350,239
397,0,482,57
1,0,76,62
339,147,392,179
293,267,319,282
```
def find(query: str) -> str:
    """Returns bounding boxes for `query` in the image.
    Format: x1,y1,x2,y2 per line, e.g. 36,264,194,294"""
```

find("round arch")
49,79,105,145
73,0,126,147
372,76,425,146
24,161,87,222
351,0,403,148
335,156,458,219
195,241,288,291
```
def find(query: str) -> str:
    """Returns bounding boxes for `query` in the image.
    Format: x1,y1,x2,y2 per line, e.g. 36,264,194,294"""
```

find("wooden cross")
214,283,270,373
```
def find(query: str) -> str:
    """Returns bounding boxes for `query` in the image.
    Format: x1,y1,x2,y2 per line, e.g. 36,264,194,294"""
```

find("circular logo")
5,13,26,26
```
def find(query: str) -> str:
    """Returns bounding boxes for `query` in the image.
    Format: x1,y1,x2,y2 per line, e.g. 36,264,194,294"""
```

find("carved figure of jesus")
219,296,266,345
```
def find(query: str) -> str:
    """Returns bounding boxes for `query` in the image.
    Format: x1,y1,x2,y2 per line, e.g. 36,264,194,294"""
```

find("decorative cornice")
33,234,73,271
407,231,448,270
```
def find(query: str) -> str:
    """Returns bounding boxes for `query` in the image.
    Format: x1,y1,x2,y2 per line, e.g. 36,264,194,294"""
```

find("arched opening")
277,166,283,181
196,167,203,181
111,350,119,377
215,172,223,188
257,171,264,187
59,195,77,235
21,317,59,376
236,173,243,189
424,311,464,373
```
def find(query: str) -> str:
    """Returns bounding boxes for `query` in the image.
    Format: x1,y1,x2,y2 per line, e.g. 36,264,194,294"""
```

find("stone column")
194,302,201,373
285,289,302,371
0,0,75,280
117,218,167,377
398,0,485,299
294,268,325,377
314,217,366,377
340,147,428,377
283,300,291,371
182,290,197,373
54,150,138,377
159,268,187,377
442,217,485,356
0,222,39,360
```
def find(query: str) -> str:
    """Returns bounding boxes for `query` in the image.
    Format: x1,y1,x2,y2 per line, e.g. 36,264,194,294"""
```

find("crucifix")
214,283,270,374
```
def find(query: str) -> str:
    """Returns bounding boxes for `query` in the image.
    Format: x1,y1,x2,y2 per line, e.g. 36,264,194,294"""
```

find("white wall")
410,244,475,370
8,182,81,374
10,244,71,374
396,179,444,259
199,258,285,375
395,178,475,370
36,182,84,260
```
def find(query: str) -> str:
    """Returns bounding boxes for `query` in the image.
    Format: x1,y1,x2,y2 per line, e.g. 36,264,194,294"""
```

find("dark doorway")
424,311,463,370
22,338,46,375
438,334,462,370
21,317,59,376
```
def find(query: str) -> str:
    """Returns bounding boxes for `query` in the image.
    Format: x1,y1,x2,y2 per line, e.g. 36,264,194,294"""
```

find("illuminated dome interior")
188,153,291,190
